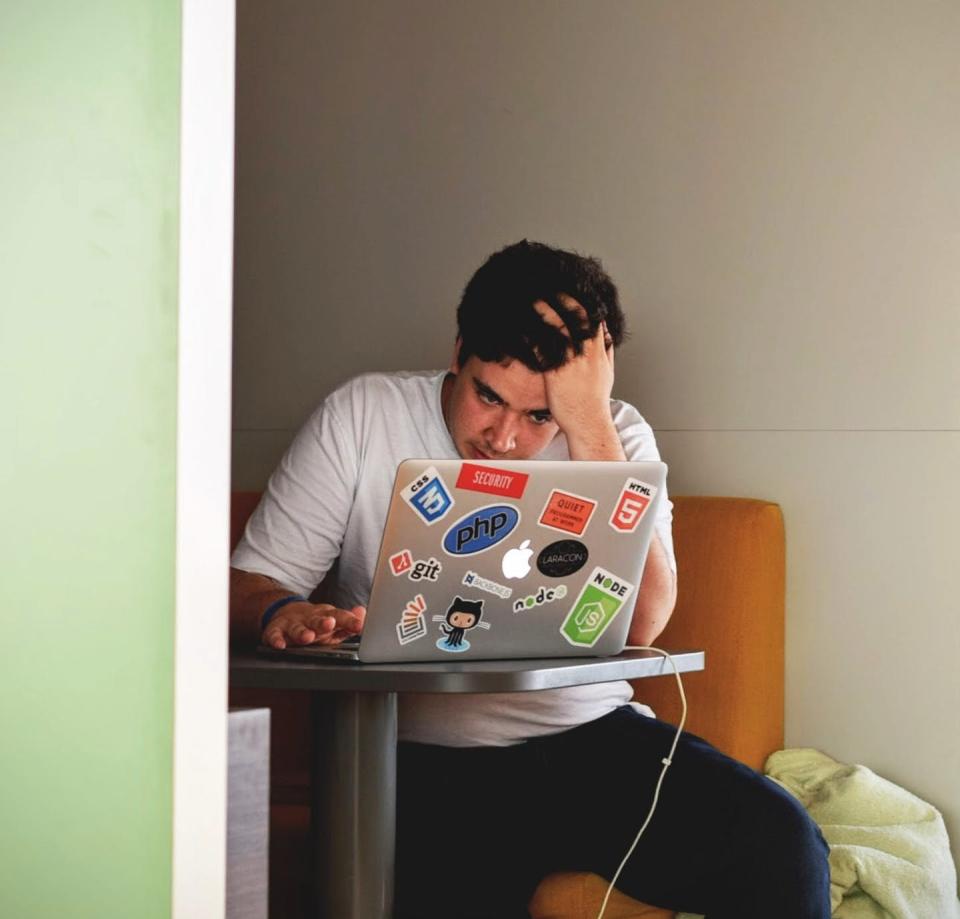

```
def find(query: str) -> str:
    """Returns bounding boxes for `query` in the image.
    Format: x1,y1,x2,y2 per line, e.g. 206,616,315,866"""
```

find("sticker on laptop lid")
536,539,588,578
513,584,567,614
400,465,455,526
559,567,635,647
455,462,529,499
432,596,491,653
442,504,520,556
389,549,413,576
538,489,597,537
609,478,658,533
396,593,428,645
501,539,533,579
463,571,512,599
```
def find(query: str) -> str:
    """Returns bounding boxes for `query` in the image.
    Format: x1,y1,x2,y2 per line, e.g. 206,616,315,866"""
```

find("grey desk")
230,649,705,919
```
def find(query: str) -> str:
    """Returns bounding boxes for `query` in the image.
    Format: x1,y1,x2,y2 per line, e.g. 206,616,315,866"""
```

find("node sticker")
401,465,455,526
396,594,428,645
463,571,512,599
559,567,635,647
512,584,567,614
609,478,658,533
455,462,529,499
538,489,597,537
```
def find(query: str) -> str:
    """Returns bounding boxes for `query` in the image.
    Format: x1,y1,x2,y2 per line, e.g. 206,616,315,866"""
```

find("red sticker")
538,489,597,536
609,478,657,533
456,463,529,499
389,550,413,575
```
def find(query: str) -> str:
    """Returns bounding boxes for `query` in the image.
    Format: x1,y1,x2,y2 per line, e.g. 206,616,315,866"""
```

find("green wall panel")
0,3,181,916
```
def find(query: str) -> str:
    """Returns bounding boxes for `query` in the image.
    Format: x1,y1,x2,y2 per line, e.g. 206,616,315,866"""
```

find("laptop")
261,458,666,663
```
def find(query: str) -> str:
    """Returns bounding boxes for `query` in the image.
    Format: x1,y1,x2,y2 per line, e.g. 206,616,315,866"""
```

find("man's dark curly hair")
455,240,627,372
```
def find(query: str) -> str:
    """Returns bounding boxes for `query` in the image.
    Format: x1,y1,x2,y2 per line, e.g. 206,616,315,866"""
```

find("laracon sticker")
442,504,520,556
536,539,589,578
396,594,428,645
389,550,413,576
463,571,512,599
538,489,597,536
559,567,635,647
609,478,658,533
456,463,529,499
513,584,567,614
401,465,455,526
432,596,491,653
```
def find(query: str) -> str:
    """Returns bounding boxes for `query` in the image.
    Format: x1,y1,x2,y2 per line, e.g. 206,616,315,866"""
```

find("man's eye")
477,389,499,405
529,413,552,426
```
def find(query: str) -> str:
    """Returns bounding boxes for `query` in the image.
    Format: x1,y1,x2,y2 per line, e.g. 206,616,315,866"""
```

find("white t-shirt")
233,370,675,747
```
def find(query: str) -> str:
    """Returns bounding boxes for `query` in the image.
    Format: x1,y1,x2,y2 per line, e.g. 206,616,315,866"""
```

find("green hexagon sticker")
560,566,635,647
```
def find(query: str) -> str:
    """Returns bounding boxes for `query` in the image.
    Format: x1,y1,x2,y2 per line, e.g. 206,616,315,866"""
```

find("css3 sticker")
559,567,635,647
401,465,454,526
609,478,658,533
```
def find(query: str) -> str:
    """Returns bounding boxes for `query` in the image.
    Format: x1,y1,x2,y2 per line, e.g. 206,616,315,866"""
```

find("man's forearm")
626,535,677,647
230,566,299,646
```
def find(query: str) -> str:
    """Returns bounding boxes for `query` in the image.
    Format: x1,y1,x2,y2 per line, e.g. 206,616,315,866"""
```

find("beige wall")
233,0,960,866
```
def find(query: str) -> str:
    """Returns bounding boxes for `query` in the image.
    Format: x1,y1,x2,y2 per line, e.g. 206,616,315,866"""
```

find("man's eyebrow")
472,377,551,416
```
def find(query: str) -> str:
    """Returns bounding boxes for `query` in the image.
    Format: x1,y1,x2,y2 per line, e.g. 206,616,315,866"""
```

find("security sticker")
389,549,413,576
512,584,567,614
396,594,428,645
432,596,491,653
609,478,658,533
559,567,635,647
455,462,529,499
463,571,512,599
401,465,455,526
538,489,597,537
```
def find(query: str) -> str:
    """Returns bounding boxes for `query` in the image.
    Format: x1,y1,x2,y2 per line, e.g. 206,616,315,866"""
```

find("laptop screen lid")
355,458,667,663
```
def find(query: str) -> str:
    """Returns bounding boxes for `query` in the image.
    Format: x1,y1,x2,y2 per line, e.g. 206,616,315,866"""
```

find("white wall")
233,0,960,867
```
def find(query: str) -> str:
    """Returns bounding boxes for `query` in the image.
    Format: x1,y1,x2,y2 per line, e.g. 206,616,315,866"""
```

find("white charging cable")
595,646,689,919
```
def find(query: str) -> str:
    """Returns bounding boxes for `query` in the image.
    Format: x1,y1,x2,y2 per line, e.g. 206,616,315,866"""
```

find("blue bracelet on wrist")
261,594,308,632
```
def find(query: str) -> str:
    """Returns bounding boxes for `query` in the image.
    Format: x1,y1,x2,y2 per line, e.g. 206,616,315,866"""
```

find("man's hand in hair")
532,295,624,461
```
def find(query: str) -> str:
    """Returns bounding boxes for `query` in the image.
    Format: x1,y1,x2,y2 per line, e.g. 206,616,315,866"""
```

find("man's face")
441,349,561,461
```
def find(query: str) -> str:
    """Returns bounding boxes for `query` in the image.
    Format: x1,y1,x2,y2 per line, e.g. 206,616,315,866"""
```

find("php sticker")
538,489,597,536
442,504,520,556
559,567,635,647
401,465,455,526
396,594,428,645
389,549,413,576
455,462,529,499
609,478,658,533
536,539,588,578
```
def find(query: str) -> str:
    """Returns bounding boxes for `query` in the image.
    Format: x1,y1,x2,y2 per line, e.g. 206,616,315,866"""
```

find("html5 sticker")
400,465,455,526
455,462,529,499
538,489,597,537
609,478,658,533
389,549,414,576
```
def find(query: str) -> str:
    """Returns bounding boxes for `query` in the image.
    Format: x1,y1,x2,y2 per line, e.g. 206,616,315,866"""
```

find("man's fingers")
532,299,569,336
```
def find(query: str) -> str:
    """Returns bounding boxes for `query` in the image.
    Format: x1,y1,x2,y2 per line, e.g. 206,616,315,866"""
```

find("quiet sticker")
538,489,597,536
609,478,657,533
559,567,635,647
455,462,529,499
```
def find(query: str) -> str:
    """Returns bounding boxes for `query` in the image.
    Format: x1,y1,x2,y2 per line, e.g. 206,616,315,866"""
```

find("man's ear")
448,337,463,374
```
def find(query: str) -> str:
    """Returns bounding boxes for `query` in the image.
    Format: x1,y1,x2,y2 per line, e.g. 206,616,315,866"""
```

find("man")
231,241,830,918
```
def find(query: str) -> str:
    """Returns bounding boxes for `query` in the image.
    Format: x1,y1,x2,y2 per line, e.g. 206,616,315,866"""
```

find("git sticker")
389,550,413,575
609,478,658,533
560,567,635,647
538,489,597,536
401,465,455,526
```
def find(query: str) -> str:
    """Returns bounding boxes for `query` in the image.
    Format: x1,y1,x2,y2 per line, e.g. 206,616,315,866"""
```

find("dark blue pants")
396,706,831,918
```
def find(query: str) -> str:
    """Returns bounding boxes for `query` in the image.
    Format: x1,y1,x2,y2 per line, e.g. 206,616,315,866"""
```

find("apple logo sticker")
501,539,534,579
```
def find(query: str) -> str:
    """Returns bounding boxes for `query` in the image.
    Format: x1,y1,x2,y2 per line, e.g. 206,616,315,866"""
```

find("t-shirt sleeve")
231,397,359,595
611,400,677,575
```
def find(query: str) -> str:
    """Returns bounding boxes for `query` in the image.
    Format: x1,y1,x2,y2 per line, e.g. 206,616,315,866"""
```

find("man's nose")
486,412,518,454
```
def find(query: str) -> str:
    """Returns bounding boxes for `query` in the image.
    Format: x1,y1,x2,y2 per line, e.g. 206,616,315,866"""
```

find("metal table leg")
310,691,398,919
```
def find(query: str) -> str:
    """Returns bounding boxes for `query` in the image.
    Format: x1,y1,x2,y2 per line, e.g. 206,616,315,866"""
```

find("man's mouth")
470,445,493,460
